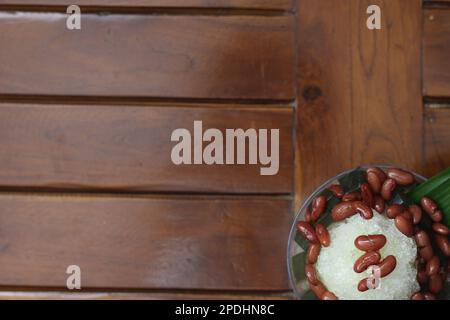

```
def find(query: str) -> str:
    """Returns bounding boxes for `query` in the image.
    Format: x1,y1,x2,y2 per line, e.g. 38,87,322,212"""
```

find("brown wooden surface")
0,14,295,100
0,0,442,300
295,0,423,209
0,194,291,290
424,107,450,177
0,0,293,10
0,103,292,193
423,8,450,98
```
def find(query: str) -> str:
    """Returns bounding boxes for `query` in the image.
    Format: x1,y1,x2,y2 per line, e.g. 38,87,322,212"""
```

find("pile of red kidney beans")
296,167,450,300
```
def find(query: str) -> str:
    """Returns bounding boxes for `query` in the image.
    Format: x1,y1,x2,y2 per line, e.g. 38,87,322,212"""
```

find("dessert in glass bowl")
287,165,450,300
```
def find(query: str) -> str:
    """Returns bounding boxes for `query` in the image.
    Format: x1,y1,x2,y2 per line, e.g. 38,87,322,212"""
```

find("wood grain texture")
0,103,293,193
424,107,450,177
295,0,423,209
0,0,293,10
0,290,290,300
0,194,291,290
0,14,295,100
423,9,450,97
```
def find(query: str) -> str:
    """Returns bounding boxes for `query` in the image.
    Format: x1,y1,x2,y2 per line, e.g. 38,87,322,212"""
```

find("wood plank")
0,103,293,193
424,107,450,177
0,290,291,300
0,0,293,10
0,14,295,100
295,0,423,209
0,194,291,290
423,9,450,97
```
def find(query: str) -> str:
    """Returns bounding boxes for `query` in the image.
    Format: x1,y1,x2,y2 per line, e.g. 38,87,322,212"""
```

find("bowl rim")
286,164,427,299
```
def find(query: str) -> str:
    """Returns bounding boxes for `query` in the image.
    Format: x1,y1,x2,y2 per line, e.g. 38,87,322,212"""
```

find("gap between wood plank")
0,5,295,16
423,1,450,8
0,189,293,200
0,94,295,108
0,288,292,300
0,286,292,295
424,98,450,108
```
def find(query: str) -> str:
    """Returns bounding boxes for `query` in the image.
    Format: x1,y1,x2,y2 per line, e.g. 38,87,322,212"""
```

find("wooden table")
0,0,448,299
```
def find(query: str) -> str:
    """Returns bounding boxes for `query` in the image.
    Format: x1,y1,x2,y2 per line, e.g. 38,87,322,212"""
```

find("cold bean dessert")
292,166,449,300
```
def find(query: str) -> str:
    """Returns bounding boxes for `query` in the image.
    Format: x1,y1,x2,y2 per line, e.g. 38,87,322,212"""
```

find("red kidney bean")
386,168,415,185
418,255,426,265
357,278,369,292
307,244,321,265
417,268,428,285
315,224,330,247
435,235,450,257
415,231,431,248
331,201,373,221
410,292,425,300
353,201,373,219
386,204,405,219
307,243,321,264
426,256,440,276
309,281,326,299
305,264,319,286
409,205,422,225
328,184,344,198
414,225,422,235
354,234,387,251
420,197,438,216
367,171,382,194
429,274,443,294
296,221,319,244
419,245,434,261
311,196,327,221
354,251,381,273
305,208,312,223
378,255,397,277
416,253,424,262
381,178,397,201
342,191,362,202
402,210,413,223
321,291,338,300
432,223,450,236
367,167,387,184
360,183,375,208
423,292,436,300
431,210,443,223
374,196,385,213
395,214,414,237
331,202,357,221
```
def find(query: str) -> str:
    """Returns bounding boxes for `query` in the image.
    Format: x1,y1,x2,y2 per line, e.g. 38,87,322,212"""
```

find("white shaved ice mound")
315,212,419,300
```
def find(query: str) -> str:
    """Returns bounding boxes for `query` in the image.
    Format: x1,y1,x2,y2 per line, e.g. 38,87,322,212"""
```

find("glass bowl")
286,165,428,300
